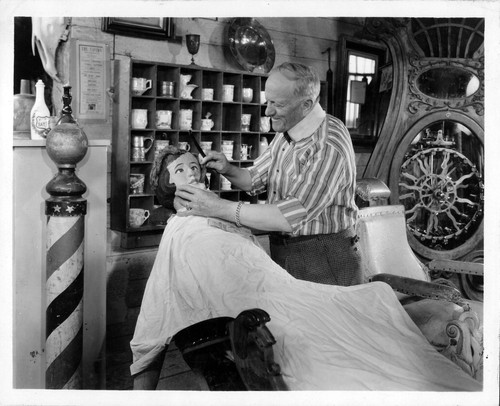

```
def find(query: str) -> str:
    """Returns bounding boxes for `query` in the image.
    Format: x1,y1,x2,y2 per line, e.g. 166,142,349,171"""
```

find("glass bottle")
30,79,51,139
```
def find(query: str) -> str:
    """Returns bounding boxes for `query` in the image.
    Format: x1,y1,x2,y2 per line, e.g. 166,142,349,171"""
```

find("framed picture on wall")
102,17,174,40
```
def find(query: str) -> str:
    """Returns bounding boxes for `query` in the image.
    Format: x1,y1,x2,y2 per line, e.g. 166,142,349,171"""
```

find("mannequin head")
150,146,207,209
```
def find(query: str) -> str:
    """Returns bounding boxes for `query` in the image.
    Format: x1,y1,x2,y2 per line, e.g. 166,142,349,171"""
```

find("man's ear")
302,98,314,113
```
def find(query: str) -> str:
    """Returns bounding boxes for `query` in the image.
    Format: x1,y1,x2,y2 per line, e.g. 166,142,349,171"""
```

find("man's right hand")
199,150,231,174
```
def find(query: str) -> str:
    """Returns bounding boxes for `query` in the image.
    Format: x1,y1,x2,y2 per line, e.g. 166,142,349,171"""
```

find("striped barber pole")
45,199,86,389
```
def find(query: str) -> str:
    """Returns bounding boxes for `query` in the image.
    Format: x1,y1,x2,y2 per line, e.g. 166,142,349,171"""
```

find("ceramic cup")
131,109,148,129
179,109,193,130
221,176,232,190
132,77,152,96
240,144,249,160
130,173,145,194
129,208,150,228
222,84,234,102
200,141,213,155
178,141,191,151
155,110,172,129
201,119,214,131
202,88,214,101
154,140,170,159
259,116,271,132
242,88,253,103
241,114,252,132
260,91,267,104
221,140,234,160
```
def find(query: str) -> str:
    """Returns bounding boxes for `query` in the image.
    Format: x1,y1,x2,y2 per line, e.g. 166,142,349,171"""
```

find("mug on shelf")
131,135,154,161
241,114,252,132
178,141,191,151
240,144,253,160
220,176,232,190
129,208,150,228
132,77,152,96
200,141,213,155
221,140,234,160
131,109,148,129
202,88,214,101
179,109,193,130
129,173,145,194
222,84,234,102
155,110,172,129
201,118,214,131
154,139,170,159
260,91,267,104
242,88,253,103
160,81,174,97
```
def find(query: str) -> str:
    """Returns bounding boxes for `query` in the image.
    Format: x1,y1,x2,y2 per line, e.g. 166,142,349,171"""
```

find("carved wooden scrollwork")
407,54,484,115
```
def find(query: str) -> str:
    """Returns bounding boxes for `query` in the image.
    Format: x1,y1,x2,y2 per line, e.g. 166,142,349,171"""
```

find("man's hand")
199,151,231,174
175,184,228,218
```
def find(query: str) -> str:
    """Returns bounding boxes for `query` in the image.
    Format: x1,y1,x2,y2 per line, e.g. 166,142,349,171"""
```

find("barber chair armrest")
370,273,466,306
356,178,391,205
427,259,484,277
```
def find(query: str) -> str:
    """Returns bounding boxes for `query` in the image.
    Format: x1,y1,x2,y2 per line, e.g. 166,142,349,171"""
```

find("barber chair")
170,178,483,390
355,178,483,380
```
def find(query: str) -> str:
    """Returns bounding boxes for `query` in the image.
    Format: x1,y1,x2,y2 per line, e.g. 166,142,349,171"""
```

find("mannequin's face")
167,153,202,186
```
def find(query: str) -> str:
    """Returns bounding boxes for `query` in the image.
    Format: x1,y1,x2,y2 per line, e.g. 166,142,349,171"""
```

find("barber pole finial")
45,85,88,389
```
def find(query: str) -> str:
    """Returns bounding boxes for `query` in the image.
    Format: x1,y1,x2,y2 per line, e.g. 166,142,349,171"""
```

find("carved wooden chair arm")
228,309,288,391
370,273,467,307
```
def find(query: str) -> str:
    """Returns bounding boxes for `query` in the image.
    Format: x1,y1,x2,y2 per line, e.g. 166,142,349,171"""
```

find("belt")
269,229,359,246
268,233,321,246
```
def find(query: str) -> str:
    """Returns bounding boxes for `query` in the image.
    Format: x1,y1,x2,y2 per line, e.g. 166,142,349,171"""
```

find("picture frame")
69,39,111,123
102,17,174,40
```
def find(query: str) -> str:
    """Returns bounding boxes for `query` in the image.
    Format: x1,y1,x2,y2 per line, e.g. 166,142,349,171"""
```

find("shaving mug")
221,176,232,190
131,109,148,129
201,118,214,131
240,144,252,160
260,91,266,104
202,88,214,101
155,110,172,129
178,141,191,151
221,140,234,160
222,84,234,102
241,114,252,132
130,173,145,194
242,88,253,103
129,208,150,228
132,77,152,96
179,109,193,130
200,141,213,155
154,139,170,159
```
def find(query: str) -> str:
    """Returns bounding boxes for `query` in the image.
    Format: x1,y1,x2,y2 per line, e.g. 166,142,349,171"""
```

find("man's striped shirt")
248,110,358,236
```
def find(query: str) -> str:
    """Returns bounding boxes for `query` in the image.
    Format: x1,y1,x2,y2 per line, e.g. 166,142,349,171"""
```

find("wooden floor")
106,340,207,390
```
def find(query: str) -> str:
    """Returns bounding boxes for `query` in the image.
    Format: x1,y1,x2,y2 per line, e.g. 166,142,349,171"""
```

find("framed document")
102,17,174,40
69,39,110,123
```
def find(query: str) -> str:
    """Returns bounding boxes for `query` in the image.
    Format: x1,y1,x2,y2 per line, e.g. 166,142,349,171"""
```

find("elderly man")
176,62,361,286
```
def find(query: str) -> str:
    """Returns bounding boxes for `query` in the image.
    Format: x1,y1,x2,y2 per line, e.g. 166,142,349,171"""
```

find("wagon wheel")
399,146,484,257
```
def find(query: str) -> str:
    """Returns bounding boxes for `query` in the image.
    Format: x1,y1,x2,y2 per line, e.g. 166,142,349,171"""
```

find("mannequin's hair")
150,145,206,210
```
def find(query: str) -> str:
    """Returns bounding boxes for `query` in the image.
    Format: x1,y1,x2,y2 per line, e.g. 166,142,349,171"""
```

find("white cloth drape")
130,215,481,391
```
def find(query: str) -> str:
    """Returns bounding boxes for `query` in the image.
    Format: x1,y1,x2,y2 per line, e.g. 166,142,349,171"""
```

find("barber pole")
44,85,88,389
45,200,86,388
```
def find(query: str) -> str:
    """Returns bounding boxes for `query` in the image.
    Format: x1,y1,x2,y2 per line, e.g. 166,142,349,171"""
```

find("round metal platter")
227,18,275,73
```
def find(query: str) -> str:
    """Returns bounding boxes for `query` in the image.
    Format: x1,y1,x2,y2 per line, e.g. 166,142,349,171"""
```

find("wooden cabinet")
111,59,274,248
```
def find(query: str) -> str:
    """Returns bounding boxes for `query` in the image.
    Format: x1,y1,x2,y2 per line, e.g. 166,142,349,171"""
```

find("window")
334,37,389,143
345,52,376,129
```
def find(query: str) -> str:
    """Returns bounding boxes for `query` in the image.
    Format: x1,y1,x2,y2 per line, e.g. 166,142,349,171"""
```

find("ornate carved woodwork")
362,18,484,262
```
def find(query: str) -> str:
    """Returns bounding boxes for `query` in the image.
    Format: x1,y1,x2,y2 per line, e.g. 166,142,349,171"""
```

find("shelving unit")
111,59,274,248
